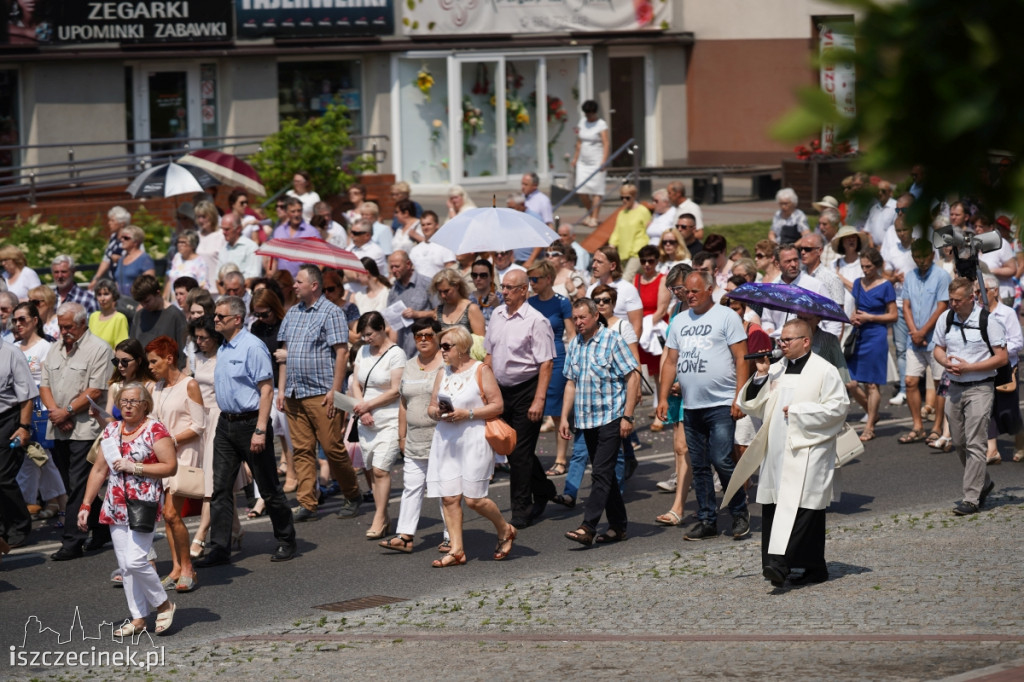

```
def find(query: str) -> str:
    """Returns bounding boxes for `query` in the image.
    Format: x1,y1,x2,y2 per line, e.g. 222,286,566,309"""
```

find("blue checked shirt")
278,294,349,399
56,283,97,315
563,326,638,429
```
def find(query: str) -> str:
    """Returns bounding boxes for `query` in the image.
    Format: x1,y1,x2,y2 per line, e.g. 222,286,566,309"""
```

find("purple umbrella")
727,282,849,323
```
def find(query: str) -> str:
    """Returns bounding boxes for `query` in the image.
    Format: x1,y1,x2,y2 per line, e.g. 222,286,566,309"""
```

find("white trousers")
17,453,66,503
110,525,166,620
396,457,428,536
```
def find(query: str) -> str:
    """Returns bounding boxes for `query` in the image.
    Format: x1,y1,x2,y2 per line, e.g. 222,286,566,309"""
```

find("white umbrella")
430,207,559,256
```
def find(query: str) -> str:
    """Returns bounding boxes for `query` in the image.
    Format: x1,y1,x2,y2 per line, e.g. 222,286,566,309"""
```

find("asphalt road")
3,403,1024,651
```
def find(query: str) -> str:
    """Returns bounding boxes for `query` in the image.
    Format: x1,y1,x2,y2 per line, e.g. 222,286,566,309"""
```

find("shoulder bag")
168,465,205,499
474,365,517,456
121,427,159,533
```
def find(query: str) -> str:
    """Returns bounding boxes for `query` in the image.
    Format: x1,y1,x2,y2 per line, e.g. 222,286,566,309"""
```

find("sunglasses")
620,196,632,201
254,311,272,320
545,252,562,259
323,286,338,294
415,332,436,341
660,239,677,245
118,236,132,242
350,231,369,236
12,316,32,325
528,276,541,283
439,343,455,351
640,258,658,264
593,297,612,305
500,284,526,291
797,246,819,253
111,357,134,368
471,272,490,279
675,224,693,230
755,253,768,259
213,313,237,321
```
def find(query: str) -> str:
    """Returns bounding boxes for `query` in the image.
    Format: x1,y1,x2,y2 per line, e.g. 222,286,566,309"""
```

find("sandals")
655,510,683,526
246,500,265,519
431,550,467,568
930,435,953,452
921,405,936,421
437,539,452,553
545,462,568,477
898,430,927,444
859,430,876,442
924,431,943,447
650,419,665,433
160,574,178,590
155,602,176,635
114,621,145,638
366,517,390,540
190,540,206,559
175,574,198,593
1014,451,1024,463
493,526,517,561
565,527,595,546
551,494,576,508
380,535,414,553
596,528,627,544
986,455,1002,465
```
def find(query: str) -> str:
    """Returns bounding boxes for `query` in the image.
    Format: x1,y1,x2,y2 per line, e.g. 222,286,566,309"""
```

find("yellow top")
608,205,652,261
88,311,130,350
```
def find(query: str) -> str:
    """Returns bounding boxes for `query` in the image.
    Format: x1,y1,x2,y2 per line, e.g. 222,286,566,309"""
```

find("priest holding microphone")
730,319,849,588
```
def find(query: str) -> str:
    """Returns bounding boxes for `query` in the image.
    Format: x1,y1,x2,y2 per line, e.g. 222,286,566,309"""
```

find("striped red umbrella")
178,149,266,196
256,237,367,274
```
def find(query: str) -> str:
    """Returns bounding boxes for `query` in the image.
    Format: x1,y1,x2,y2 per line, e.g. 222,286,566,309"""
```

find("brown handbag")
475,365,517,456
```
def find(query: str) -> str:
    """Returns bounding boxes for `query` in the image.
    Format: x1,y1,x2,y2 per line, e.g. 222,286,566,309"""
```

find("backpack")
943,308,1012,386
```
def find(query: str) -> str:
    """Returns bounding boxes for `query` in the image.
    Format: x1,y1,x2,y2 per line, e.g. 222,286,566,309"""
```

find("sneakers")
683,521,718,541
293,506,318,522
336,497,361,519
953,500,979,516
889,392,907,406
731,512,750,538
656,473,677,493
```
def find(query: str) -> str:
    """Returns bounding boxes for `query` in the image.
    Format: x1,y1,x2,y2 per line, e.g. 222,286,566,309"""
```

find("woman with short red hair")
146,336,206,593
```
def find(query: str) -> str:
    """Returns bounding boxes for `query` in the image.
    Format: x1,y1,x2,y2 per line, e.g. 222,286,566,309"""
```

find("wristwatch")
622,415,635,424
19,423,33,432
65,402,75,415
254,428,266,435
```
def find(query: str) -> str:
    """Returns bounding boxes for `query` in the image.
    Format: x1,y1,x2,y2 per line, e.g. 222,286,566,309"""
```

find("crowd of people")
1,160,1021,630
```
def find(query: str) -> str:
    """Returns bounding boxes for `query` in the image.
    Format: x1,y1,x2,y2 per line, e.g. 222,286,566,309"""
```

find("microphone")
744,348,783,361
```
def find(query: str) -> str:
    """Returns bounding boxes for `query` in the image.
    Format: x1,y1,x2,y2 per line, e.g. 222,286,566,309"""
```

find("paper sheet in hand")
87,395,112,421
333,391,358,413
382,300,413,329
100,437,121,468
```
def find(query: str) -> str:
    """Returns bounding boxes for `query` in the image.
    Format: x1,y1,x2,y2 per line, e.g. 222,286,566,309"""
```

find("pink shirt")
485,302,556,386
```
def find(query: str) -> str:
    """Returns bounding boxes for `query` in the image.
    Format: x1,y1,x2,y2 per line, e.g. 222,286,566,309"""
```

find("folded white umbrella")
430,207,559,256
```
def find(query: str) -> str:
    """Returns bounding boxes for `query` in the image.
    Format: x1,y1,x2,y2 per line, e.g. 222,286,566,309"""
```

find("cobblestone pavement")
12,495,1023,681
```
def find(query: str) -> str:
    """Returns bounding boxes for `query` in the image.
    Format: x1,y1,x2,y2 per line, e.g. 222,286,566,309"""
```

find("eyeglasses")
12,316,31,325
323,286,338,294
350,231,369,236
119,236,132,242
640,258,658,264
238,200,249,205
895,207,907,214
119,399,144,408
194,335,211,343
415,332,436,341
254,311,272,320
778,336,806,345
755,253,768,259
439,342,455,351
676,224,693,230
545,252,562,259
500,284,526,291
797,246,820,253
619,196,632,201
669,286,687,294
593,297,612,305
471,272,490,279
660,240,678,245
213,313,238,321
528,276,541,283
111,357,134,368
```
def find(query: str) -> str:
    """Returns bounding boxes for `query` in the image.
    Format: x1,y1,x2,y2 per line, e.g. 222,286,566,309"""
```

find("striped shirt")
278,294,348,399
563,326,638,429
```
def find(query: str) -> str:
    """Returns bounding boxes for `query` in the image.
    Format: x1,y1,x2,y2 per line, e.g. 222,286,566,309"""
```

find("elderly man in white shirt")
667,180,704,239
761,244,837,338
863,181,898,248
409,210,455,279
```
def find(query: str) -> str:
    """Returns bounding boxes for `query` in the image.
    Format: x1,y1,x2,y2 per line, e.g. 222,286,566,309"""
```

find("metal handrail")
552,137,638,213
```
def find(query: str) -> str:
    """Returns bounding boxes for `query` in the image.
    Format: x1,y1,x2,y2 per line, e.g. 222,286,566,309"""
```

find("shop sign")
2,1,232,46
401,0,670,35
236,0,394,38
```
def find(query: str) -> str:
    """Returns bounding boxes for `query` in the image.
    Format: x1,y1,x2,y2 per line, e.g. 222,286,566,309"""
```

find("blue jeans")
565,430,625,500
894,307,908,395
683,405,747,524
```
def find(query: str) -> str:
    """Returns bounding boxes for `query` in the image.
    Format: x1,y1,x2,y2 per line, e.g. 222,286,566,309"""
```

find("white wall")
680,0,859,40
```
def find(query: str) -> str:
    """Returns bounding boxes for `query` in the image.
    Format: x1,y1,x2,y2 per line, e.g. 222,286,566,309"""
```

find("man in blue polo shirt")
560,297,639,545
196,296,296,566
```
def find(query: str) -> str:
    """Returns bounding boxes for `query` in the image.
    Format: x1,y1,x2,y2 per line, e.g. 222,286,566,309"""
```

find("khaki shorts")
906,345,943,381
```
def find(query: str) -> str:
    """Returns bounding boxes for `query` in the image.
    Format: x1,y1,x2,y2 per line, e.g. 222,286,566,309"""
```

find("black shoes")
763,564,789,588
528,498,549,524
550,494,576,508
731,512,750,539
84,536,109,552
953,500,979,516
270,543,296,562
789,569,829,585
293,506,318,523
50,547,83,562
336,497,361,519
194,552,230,568
683,521,718,541
979,480,995,508
510,517,532,530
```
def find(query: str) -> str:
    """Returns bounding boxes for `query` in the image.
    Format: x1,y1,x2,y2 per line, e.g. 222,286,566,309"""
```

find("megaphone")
931,224,964,250
972,230,1003,253
930,224,1004,253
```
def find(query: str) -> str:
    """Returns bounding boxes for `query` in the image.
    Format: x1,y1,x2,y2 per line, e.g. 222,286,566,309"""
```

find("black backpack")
943,308,1011,384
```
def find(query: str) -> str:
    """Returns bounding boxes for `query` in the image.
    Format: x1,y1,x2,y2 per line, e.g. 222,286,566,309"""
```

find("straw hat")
830,225,865,253
812,195,840,212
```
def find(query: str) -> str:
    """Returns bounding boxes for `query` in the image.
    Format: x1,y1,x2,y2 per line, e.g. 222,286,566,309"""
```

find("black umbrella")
126,162,220,199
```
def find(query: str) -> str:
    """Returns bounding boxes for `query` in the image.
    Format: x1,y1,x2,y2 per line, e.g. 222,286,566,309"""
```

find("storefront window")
461,60,499,179
0,69,20,181
544,57,583,174
398,58,448,185
278,60,362,133
505,60,539,177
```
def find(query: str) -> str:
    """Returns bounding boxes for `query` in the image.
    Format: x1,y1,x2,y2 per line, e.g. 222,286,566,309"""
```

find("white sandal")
155,602,176,635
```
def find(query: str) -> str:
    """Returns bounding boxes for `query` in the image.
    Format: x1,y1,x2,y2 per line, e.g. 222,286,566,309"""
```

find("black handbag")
120,430,159,533
842,327,859,360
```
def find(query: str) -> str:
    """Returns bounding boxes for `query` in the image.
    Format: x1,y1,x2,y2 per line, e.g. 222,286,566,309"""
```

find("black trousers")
51,438,107,551
0,406,31,544
209,416,294,557
761,503,827,575
499,376,556,519
581,419,627,533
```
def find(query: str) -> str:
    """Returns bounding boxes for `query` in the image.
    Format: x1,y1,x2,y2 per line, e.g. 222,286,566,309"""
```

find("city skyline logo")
8,607,165,672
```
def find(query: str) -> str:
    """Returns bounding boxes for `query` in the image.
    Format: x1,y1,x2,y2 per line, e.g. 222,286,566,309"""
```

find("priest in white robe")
731,319,849,587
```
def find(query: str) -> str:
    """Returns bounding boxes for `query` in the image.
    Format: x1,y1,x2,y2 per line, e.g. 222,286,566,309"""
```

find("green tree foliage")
774,0,1024,226
250,105,376,200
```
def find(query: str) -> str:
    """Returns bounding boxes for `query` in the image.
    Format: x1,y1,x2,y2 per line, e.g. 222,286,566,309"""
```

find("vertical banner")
819,20,857,152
